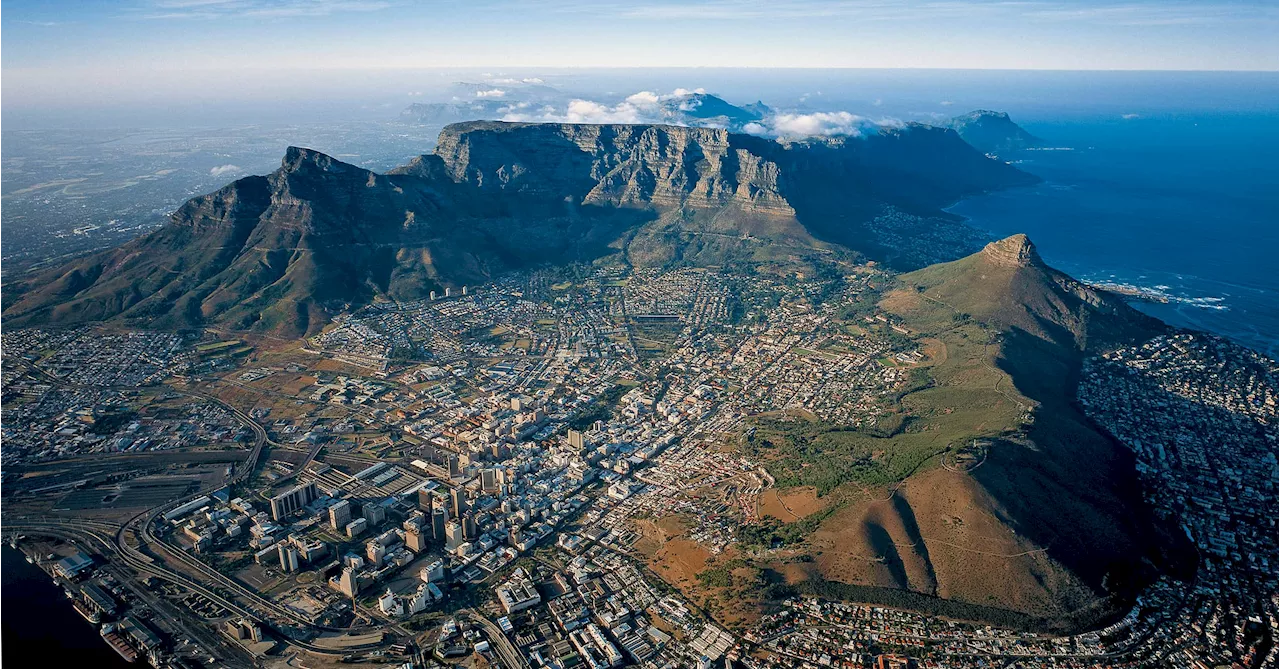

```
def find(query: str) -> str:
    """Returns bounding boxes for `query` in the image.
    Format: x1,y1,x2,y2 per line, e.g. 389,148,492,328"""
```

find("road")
459,608,530,669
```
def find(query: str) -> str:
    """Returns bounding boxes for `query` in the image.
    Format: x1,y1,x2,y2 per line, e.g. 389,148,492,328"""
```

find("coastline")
943,189,1277,359
1,544,136,668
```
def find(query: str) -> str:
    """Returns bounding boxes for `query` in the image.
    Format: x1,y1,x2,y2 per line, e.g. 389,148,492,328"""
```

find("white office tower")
328,500,351,531
277,544,300,572
378,589,403,616
334,566,358,597
420,559,445,583
407,583,431,614
445,520,464,550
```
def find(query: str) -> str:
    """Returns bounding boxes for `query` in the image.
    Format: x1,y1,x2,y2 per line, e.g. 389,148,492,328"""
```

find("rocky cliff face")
434,122,794,214
3,121,1038,336
980,233,1043,267
432,120,1038,265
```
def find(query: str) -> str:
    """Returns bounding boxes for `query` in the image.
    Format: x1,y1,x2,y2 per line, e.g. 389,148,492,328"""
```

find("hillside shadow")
970,323,1198,629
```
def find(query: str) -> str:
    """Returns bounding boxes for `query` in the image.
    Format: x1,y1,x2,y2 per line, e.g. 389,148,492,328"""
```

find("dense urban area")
2,265,1275,669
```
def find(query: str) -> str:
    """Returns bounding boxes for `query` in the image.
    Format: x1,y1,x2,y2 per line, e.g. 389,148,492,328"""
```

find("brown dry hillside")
748,235,1187,632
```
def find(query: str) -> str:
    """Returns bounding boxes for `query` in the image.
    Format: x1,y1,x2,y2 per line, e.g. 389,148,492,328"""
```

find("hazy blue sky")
4,0,1277,110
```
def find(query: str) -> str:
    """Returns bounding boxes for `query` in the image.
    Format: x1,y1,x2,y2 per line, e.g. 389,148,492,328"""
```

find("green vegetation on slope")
743,313,1022,496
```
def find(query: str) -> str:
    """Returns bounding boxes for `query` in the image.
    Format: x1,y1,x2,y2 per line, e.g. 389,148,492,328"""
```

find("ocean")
948,108,1278,356
0,545,135,668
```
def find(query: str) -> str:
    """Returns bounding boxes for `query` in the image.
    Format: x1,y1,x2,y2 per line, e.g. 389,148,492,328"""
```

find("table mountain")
3,121,1036,337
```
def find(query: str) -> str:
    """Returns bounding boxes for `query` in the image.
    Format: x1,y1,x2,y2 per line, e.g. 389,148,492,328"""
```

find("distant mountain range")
3,120,1036,337
648,91,770,127
401,90,770,131
401,90,1041,158
939,109,1042,155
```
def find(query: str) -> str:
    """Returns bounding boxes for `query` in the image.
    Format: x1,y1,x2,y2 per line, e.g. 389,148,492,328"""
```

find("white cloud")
475,88,506,98
563,99,646,123
766,111,876,138
624,91,662,107
210,164,241,177
522,77,545,84
504,88,710,124
940,100,955,106
502,90,897,140
1122,113,1141,119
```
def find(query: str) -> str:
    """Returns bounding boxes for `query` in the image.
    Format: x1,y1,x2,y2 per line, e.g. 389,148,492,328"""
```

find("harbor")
0,544,136,667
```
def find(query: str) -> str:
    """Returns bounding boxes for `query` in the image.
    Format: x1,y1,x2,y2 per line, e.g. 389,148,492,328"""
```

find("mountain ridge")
2,121,1037,337
831,234,1179,629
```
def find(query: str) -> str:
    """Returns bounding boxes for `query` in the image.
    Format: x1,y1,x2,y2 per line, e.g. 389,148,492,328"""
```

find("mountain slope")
811,235,1178,629
3,148,494,336
657,92,767,127
3,122,1036,336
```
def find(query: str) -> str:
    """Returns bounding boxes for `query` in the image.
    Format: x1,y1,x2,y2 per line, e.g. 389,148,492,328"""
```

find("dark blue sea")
950,110,1278,356
1,544,134,668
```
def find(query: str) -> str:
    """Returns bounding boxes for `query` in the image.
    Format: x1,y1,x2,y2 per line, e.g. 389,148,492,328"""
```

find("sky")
3,0,1277,113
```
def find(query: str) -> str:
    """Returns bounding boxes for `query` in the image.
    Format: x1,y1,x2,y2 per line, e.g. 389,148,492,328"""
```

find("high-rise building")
431,506,448,543
462,512,477,540
444,520,464,550
480,468,499,493
335,567,358,598
362,504,386,526
420,560,445,583
567,430,585,450
447,454,461,479
277,543,300,572
328,500,352,531
417,488,433,511
269,482,318,521
366,541,386,568
405,527,427,552
450,487,468,517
